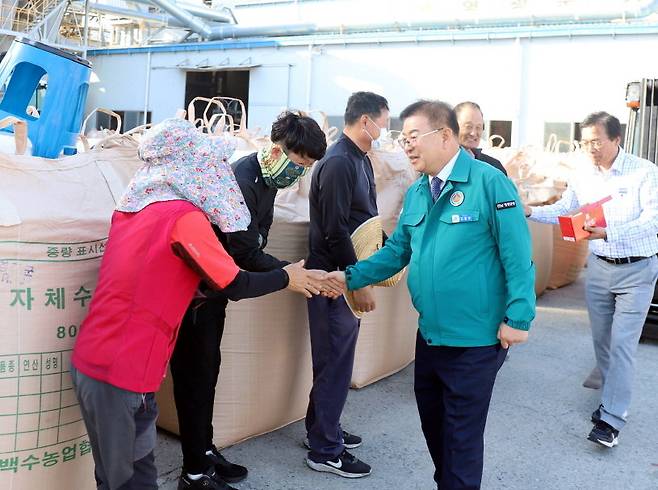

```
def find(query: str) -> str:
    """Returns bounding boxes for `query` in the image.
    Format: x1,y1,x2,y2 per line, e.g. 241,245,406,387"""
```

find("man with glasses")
326,100,535,489
526,111,658,448
171,111,331,490
304,91,389,478
455,101,507,175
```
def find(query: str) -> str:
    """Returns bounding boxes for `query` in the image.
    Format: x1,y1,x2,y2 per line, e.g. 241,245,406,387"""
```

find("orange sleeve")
170,211,240,290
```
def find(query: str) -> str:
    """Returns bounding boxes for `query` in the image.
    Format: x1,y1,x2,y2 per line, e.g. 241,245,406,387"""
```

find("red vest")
72,200,202,393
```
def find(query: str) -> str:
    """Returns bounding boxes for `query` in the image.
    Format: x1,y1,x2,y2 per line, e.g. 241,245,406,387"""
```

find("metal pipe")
147,0,319,39
148,0,212,38
224,6,238,24
639,79,648,159
44,1,69,41
305,43,312,111
129,0,232,23
27,0,69,37
646,78,658,161
178,30,194,43
144,0,319,40
286,63,291,108
149,0,658,40
86,2,188,28
1,0,19,30
512,36,524,149
208,22,316,38
625,107,636,152
83,0,89,59
143,50,151,125
161,2,231,22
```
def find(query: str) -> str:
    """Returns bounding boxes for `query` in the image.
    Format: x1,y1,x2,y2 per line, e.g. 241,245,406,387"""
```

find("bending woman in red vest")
70,118,317,490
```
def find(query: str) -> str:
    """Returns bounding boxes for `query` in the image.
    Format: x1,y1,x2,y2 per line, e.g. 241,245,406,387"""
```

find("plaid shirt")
530,147,658,258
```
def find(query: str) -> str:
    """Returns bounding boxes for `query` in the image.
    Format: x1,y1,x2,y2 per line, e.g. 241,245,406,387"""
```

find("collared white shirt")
427,148,460,194
530,147,658,258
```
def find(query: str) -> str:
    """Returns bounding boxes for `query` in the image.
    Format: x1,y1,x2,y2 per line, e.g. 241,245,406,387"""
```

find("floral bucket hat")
117,118,250,233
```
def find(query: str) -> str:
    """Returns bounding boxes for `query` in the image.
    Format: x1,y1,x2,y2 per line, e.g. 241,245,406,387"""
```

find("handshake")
282,262,376,313
282,261,346,299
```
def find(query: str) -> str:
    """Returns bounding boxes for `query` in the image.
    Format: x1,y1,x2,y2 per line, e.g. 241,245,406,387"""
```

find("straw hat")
344,216,405,318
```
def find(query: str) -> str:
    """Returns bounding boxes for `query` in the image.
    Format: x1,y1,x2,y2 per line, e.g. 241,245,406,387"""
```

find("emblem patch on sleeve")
496,200,517,210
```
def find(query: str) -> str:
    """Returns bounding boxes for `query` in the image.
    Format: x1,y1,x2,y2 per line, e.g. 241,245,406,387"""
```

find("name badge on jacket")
451,213,478,223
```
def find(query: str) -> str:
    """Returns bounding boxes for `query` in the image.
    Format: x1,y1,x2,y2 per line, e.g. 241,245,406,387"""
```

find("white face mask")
371,127,388,149
364,116,387,149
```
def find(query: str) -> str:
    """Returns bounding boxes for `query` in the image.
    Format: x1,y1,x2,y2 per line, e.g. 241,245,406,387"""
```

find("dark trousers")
70,366,158,490
414,332,507,490
170,297,229,474
305,295,360,462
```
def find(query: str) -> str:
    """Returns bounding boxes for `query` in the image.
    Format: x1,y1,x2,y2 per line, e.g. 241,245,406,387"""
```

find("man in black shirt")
171,111,329,490
304,92,389,479
455,101,507,175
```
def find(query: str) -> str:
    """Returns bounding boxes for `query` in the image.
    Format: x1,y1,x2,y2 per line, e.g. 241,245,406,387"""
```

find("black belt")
595,255,652,265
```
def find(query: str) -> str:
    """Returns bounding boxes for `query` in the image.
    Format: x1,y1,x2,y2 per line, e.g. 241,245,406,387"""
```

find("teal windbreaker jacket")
346,149,536,347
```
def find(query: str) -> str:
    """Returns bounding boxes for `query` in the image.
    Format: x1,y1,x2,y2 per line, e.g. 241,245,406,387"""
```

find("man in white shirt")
526,112,658,448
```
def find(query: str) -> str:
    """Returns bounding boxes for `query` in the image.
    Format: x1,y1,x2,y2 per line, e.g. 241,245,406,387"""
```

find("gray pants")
585,254,658,430
70,366,158,490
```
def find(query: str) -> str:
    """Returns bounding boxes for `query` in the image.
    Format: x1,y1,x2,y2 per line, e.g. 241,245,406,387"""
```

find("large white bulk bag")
0,137,141,489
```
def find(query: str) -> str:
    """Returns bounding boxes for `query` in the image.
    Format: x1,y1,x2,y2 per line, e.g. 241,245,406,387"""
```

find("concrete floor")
155,276,658,490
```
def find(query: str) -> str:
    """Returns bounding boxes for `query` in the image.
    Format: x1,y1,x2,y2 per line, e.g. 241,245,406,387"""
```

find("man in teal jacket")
327,100,535,489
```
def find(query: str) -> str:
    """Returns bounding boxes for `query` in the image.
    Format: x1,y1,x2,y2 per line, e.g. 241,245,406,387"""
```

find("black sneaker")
587,421,619,448
591,404,602,424
341,430,362,449
178,468,237,490
306,449,371,478
207,446,248,483
304,430,363,450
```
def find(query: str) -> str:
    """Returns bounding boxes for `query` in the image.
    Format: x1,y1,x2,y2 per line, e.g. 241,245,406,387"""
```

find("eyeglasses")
579,139,604,150
397,128,444,149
